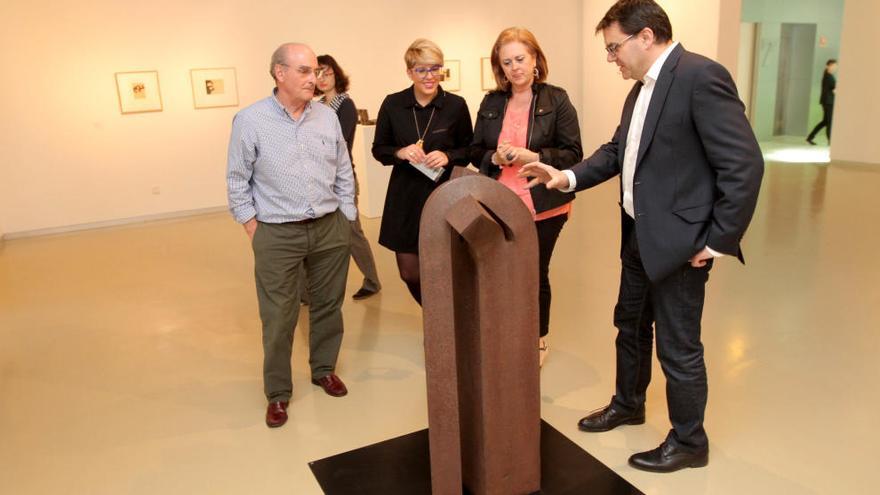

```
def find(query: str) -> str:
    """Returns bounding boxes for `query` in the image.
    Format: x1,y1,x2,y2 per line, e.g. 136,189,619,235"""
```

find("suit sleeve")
692,62,764,255
569,124,623,192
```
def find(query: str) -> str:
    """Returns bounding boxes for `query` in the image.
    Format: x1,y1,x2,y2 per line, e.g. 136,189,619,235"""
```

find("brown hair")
595,0,673,43
315,54,350,94
490,27,549,92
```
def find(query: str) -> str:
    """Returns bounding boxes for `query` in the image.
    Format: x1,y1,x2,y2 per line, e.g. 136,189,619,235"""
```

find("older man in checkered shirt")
227,42,356,428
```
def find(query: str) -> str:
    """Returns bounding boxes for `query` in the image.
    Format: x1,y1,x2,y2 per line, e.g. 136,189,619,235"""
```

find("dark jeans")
807,103,834,142
610,228,712,450
536,214,568,338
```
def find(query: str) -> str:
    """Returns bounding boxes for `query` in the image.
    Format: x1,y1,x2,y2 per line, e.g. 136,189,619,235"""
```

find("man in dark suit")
807,58,838,145
521,0,763,473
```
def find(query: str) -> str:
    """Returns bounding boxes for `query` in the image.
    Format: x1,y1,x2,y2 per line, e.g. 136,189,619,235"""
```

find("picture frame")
442,59,461,92
190,67,239,109
480,57,496,91
114,70,163,114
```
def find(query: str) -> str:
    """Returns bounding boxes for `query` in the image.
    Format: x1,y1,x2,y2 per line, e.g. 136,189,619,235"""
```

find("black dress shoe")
628,442,708,473
577,402,645,432
806,138,817,145
352,287,379,300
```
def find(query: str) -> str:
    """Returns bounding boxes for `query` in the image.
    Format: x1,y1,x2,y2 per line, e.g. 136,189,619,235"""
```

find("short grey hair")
269,42,308,82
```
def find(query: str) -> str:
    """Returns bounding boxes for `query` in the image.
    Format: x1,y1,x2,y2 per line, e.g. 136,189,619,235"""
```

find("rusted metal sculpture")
419,167,541,495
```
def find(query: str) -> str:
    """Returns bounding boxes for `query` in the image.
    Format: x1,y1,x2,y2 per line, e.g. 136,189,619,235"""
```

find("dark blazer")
471,83,582,214
571,45,763,282
820,71,836,106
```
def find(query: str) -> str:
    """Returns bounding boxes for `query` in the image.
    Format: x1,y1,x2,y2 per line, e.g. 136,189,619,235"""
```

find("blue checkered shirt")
226,91,356,224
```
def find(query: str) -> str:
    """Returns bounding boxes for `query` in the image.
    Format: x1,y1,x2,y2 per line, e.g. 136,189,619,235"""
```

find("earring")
533,67,539,78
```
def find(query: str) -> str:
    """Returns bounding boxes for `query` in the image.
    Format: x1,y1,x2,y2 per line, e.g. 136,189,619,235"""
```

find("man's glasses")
411,65,444,79
605,33,637,57
279,64,328,78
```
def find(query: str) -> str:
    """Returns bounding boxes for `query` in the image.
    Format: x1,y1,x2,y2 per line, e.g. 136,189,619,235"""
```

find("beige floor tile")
1,159,877,494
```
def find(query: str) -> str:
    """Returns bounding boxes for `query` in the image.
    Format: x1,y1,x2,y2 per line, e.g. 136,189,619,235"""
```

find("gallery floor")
1,159,877,494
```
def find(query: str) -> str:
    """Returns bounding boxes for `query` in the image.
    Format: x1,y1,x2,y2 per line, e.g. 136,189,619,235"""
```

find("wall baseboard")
3,206,228,240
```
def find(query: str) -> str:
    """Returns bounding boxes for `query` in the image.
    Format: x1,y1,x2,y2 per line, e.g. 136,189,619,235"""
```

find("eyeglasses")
411,65,444,79
316,68,334,79
279,63,328,78
605,33,636,57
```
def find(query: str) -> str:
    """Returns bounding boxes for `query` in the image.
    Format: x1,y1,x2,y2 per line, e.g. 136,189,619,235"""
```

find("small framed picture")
481,57,496,91
442,59,461,92
190,67,239,109
115,70,163,114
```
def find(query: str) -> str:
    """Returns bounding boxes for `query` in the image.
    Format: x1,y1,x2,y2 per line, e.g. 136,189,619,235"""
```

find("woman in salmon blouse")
471,27,583,366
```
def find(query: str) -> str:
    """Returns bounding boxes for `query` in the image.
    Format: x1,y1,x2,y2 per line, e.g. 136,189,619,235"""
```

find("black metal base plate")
309,420,643,494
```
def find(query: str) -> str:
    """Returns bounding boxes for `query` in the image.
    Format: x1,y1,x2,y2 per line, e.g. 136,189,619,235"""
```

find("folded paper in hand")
409,160,444,182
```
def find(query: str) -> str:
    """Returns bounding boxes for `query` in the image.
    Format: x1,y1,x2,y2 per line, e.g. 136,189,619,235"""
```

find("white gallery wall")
580,0,737,155
831,0,880,165
2,0,875,239
0,0,582,236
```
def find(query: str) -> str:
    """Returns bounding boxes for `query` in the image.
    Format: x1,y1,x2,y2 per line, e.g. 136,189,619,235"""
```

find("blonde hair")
490,27,549,91
404,38,444,69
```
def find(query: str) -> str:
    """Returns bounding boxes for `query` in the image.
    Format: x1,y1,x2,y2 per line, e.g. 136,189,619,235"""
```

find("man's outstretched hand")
518,162,571,191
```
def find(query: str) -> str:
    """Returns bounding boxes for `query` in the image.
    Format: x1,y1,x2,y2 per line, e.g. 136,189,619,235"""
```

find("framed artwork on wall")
115,70,163,114
190,67,239,109
442,59,461,91
480,57,496,91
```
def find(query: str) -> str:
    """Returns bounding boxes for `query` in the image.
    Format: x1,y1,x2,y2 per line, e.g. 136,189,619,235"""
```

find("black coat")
372,86,473,253
571,45,764,282
471,83,582,214
820,71,836,106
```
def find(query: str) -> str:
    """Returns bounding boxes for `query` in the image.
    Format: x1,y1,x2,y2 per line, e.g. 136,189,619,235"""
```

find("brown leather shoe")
265,401,289,428
311,374,348,397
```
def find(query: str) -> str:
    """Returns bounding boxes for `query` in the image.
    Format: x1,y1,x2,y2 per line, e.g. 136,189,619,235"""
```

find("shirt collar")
643,41,679,84
405,85,446,109
271,88,312,119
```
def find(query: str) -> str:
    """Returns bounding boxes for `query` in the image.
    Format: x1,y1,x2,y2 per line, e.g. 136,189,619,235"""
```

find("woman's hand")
496,141,538,166
424,150,449,169
396,144,427,163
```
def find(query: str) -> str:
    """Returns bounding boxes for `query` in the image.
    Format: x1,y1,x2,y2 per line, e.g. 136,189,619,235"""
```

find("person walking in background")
806,58,837,145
